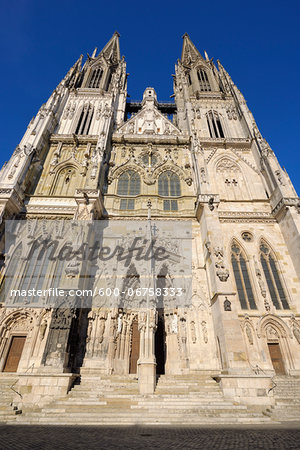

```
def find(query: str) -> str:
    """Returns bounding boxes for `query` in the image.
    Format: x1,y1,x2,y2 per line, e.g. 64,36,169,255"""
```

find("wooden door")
129,320,140,374
3,336,26,372
268,343,285,375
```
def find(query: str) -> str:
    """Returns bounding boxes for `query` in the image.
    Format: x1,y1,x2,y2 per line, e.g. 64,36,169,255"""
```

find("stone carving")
69,103,76,120
11,317,33,332
214,247,229,282
86,310,96,343
138,311,147,332
98,313,107,344
39,320,48,340
293,326,300,345
171,314,178,334
51,308,76,330
96,104,102,120
290,316,300,344
216,158,240,173
200,167,207,183
149,309,158,330
275,170,286,186
65,259,81,278
226,105,237,120
224,298,231,311
253,257,266,299
201,321,208,343
117,313,123,333
190,321,196,343
266,325,278,340
205,243,229,282
245,323,253,345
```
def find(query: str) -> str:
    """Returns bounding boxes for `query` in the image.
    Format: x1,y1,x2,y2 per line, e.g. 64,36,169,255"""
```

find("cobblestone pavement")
0,424,300,449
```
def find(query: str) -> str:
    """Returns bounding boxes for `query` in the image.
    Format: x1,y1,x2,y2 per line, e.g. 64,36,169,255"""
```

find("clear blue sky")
1,0,299,193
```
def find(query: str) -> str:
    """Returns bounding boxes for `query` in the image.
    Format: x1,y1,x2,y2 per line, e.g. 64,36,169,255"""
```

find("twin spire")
89,32,206,67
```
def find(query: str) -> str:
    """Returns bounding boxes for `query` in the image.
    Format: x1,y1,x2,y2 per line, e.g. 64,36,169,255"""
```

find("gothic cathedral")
0,32,300,421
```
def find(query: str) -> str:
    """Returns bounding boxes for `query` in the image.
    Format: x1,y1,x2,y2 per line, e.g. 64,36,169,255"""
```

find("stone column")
137,309,157,394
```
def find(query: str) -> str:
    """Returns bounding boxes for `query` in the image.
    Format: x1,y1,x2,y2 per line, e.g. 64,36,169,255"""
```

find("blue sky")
1,0,299,193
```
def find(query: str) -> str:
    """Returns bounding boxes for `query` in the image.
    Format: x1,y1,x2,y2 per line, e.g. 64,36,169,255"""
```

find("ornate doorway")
3,336,26,372
268,343,285,375
129,318,140,374
155,315,166,375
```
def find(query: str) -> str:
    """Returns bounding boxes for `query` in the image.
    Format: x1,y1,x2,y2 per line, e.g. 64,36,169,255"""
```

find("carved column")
137,309,157,394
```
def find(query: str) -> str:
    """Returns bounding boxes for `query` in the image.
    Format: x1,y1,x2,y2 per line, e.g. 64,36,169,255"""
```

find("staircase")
0,375,21,422
5,373,274,425
264,376,300,421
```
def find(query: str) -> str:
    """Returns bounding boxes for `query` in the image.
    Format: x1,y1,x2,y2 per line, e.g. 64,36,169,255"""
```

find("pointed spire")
92,47,97,58
181,33,204,66
204,51,209,61
99,31,121,64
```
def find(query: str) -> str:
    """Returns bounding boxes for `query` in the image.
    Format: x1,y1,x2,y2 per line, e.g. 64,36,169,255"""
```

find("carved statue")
171,314,178,334
201,321,208,343
190,321,196,343
39,320,48,340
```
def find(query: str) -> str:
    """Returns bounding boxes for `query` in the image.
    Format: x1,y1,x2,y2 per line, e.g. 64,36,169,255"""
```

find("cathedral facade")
0,32,300,410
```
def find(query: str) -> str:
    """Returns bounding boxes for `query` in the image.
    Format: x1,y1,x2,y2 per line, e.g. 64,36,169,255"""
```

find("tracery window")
6,243,59,304
206,111,224,138
197,69,211,91
231,243,257,310
158,171,181,211
117,170,141,210
260,242,289,309
88,68,103,88
1,245,22,298
75,104,94,135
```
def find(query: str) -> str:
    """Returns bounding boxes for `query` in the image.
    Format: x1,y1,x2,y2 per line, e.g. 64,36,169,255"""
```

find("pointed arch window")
197,69,211,91
158,171,181,211
1,245,22,300
75,104,94,135
117,170,141,210
206,111,224,138
260,243,289,310
6,243,57,304
88,68,103,88
231,243,257,310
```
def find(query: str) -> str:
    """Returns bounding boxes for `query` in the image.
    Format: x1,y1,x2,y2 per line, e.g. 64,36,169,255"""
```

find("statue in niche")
39,320,48,341
117,313,123,333
171,314,178,334
190,321,196,343
201,321,208,343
